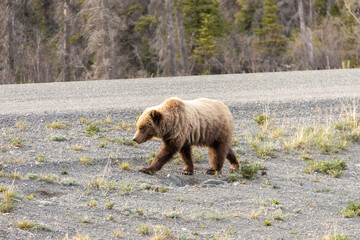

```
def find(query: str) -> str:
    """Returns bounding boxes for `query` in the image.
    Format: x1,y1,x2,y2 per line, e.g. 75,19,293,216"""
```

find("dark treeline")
0,0,359,84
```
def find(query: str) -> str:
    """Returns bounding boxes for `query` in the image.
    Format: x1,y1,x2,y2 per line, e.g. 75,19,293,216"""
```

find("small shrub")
340,201,360,218
156,186,168,193
27,173,40,180
119,161,132,170
254,143,277,159
264,220,272,226
120,182,134,195
49,135,67,142
305,159,346,178
35,154,46,162
72,145,84,151
272,209,284,221
40,174,59,183
152,226,174,240
61,178,78,186
105,199,115,209
226,173,241,182
193,150,204,163
88,199,98,207
85,124,100,136
106,181,117,190
46,122,67,129
79,156,94,166
89,177,105,189
8,136,24,147
9,172,21,180
112,137,138,147
79,216,91,223
136,208,144,215
140,183,151,190
321,233,350,240
0,187,16,213
137,223,151,235
15,220,36,230
98,140,106,148
78,117,90,125
240,163,263,179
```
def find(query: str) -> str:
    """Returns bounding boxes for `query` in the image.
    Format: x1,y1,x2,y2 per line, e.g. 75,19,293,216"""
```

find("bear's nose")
132,137,138,143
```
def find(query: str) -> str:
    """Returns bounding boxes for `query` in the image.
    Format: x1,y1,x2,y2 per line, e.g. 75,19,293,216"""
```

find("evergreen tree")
234,0,262,34
181,0,225,73
252,0,286,58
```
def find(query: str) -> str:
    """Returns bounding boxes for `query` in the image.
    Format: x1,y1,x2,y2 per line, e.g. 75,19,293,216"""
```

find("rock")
167,174,183,187
201,179,227,187
39,200,55,206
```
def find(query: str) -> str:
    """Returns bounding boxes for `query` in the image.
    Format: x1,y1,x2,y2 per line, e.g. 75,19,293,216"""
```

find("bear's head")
132,109,163,144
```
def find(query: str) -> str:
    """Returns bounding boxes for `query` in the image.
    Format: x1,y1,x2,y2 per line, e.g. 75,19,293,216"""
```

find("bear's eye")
139,126,145,131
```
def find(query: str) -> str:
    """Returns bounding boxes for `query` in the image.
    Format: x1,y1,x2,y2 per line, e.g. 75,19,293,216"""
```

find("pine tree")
252,0,286,58
234,0,262,34
180,0,225,73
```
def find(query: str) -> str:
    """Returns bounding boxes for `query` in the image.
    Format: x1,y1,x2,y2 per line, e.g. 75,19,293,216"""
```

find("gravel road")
0,69,360,240
1,69,360,114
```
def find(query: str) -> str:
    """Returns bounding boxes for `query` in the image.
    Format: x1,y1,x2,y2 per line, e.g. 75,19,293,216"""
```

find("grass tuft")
119,161,132,170
340,201,360,218
305,159,346,178
79,156,94,166
137,223,151,235
46,121,66,129
85,124,100,136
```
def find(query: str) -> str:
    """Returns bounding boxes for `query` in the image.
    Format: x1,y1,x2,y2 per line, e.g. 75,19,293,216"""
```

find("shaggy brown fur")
132,97,239,175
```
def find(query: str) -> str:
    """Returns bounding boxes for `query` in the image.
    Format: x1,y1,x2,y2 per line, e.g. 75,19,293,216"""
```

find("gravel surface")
0,69,360,240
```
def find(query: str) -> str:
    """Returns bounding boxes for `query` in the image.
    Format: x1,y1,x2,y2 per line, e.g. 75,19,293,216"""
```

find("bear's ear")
150,110,162,125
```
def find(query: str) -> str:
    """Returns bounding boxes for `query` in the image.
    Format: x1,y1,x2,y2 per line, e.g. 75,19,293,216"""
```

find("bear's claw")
229,168,240,173
181,170,194,175
205,169,220,175
139,168,155,175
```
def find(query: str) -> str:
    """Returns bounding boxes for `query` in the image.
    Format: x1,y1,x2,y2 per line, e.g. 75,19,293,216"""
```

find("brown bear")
132,97,239,175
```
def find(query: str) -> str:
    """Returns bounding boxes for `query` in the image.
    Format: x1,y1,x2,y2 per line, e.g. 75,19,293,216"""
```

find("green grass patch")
340,201,360,218
305,159,346,178
46,122,66,129
240,162,264,179
111,137,138,147
85,124,100,136
8,136,24,147
49,135,67,142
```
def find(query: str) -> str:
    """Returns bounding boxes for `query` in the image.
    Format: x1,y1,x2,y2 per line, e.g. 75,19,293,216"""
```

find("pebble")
38,200,55,206
201,179,227,187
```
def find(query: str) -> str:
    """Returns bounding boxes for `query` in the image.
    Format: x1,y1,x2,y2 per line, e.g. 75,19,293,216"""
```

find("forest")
0,0,359,84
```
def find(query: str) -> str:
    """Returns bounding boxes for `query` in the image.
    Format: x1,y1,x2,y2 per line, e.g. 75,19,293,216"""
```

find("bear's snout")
132,137,138,143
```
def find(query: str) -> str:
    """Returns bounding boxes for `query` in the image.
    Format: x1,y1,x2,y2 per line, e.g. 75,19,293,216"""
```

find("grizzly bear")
132,97,239,175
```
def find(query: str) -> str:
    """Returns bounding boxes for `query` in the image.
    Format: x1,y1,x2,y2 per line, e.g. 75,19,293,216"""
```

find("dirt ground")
1,97,359,240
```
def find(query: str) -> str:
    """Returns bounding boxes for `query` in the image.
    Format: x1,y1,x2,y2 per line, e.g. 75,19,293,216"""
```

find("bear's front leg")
140,143,178,175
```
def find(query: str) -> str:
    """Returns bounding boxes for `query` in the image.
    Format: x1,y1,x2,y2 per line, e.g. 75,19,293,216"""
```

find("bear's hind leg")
178,145,194,175
226,147,239,172
206,142,226,175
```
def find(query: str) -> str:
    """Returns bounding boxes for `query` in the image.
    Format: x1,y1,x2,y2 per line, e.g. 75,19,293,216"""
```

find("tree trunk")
326,0,331,19
166,0,177,76
176,8,190,75
298,0,313,68
101,0,111,79
4,0,15,84
63,0,71,82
